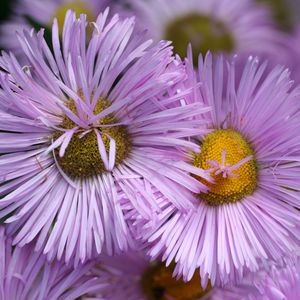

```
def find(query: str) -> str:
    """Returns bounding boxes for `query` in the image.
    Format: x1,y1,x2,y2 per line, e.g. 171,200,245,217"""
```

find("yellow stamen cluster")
193,129,257,206
142,263,211,300
54,97,132,179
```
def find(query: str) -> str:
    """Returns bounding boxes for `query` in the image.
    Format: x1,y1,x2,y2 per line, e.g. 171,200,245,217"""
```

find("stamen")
193,129,257,206
52,96,132,179
206,149,254,179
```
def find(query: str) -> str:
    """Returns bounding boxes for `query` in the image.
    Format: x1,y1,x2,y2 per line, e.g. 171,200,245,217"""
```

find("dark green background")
0,0,15,22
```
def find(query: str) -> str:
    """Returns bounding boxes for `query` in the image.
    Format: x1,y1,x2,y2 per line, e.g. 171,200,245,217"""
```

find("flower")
70,250,300,300
0,10,210,263
128,0,290,64
130,49,300,286
0,0,108,57
0,226,104,300
88,251,213,300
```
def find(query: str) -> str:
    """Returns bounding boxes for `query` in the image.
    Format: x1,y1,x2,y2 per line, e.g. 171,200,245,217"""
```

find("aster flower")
0,226,105,300
0,10,210,263
129,50,300,286
128,0,290,64
0,0,108,57
90,251,213,300
85,250,300,300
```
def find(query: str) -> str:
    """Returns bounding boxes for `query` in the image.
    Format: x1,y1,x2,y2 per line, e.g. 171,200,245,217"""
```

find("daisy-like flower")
0,0,108,57
128,0,289,64
91,251,214,300
0,10,210,263
130,49,300,286
85,251,300,300
0,226,105,300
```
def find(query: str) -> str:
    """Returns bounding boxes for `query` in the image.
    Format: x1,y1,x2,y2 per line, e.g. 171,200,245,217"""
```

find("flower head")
130,50,300,286
0,10,209,263
89,251,214,300
89,251,300,300
128,0,289,64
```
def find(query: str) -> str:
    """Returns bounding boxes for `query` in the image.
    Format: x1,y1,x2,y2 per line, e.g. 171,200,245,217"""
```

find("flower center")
193,129,257,206
53,1,95,30
142,263,211,300
165,14,235,61
53,97,132,179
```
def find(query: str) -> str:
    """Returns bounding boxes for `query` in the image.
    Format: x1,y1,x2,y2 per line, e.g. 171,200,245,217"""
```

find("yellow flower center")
193,129,257,206
165,14,235,62
142,263,211,300
53,1,95,31
54,95,132,179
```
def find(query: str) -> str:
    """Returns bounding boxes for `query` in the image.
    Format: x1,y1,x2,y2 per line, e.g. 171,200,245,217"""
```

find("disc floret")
52,96,132,179
193,129,257,205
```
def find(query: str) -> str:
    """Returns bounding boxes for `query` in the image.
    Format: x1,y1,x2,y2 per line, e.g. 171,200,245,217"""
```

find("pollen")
54,96,132,179
53,1,95,31
142,263,211,300
165,14,235,62
193,129,257,206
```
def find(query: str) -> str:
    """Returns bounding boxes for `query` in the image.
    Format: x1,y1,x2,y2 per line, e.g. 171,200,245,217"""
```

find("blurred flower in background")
84,251,300,300
128,0,291,65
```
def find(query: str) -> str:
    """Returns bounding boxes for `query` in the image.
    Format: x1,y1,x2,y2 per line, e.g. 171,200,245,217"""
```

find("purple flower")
128,0,290,65
0,226,105,300
0,10,209,263
130,50,300,287
87,250,214,300
73,250,300,300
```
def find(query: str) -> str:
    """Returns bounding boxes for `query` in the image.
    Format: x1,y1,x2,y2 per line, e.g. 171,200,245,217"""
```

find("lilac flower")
0,226,105,300
130,50,300,287
128,0,290,64
79,250,300,300
0,10,210,263
90,251,214,300
0,0,108,57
